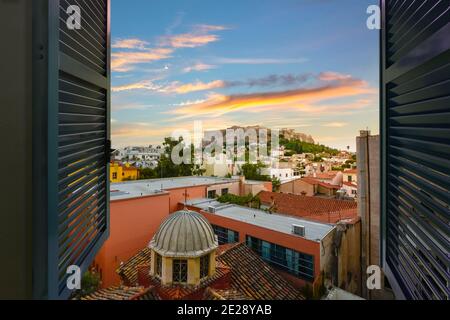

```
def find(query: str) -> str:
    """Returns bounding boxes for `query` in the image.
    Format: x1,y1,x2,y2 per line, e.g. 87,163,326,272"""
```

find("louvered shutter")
44,0,111,299
381,0,450,300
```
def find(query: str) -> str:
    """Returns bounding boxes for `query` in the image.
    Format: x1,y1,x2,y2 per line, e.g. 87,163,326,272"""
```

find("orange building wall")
168,186,207,213
94,193,170,288
199,210,321,286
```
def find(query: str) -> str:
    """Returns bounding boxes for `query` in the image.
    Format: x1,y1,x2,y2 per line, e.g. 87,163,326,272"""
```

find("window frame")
200,254,210,279
172,259,188,284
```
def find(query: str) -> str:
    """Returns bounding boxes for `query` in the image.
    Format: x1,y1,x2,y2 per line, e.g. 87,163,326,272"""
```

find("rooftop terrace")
110,176,239,201
186,198,335,242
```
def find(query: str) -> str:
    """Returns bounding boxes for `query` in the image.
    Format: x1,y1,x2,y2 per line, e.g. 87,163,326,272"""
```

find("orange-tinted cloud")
112,38,149,49
166,80,226,94
112,80,162,92
183,63,217,73
159,24,228,48
112,48,173,72
112,79,226,94
170,76,374,117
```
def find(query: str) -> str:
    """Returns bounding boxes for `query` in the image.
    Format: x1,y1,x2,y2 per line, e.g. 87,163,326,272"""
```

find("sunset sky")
111,0,379,150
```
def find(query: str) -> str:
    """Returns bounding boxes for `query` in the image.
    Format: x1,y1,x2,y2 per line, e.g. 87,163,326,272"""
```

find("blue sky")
111,0,379,150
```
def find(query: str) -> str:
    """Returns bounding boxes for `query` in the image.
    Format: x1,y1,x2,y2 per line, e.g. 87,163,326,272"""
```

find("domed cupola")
148,210,218,286
150,210,218,257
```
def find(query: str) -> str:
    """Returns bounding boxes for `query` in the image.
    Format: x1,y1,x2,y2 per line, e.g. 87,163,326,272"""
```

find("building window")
155,254,162,277
208,190,217,199
112,172,117,179
212,225,239,245
352,190,357,195
200,254,210,279
347,175,353,182
246,236,314,282
221,188,229,196
173,259,188,283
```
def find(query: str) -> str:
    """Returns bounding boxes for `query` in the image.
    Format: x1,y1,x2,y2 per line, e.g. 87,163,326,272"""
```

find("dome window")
200,254,210,279
173,259,188,284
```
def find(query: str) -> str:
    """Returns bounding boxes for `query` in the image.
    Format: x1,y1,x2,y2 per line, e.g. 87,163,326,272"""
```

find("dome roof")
149,210,218,257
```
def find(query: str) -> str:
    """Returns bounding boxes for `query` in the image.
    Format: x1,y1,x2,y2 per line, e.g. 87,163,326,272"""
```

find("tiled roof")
116,247,152,286
295,177,320,185
343,182,357,188
114,244,303,300
258,191,357,223
315,172,336,179
317,182,340,189
217,243,304,300
344,169,358,174
147,266,232,300
203,287,251,300
79,286,159,300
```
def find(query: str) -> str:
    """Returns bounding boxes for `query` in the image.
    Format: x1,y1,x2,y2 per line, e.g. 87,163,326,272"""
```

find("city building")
280,177,340,198
185,198,361,294
258,191,358,224
341,182,358,199
343,169,358,184
94,176,271,287
110,162,140,183
262,167,296,181
84,210,304,300
381,1,449,300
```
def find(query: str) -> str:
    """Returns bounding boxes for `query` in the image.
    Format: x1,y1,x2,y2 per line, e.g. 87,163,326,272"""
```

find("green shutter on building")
33,0,111,299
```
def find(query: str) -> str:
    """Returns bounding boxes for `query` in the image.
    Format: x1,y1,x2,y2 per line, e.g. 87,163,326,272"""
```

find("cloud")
322,122,349,128
318,71,353,82
215,57,307,65
112,38,149,50
112,48,174,72
112,79,226,94
225,73,314,88
112,103,156,111
169,74,374,117
112,80,162,92
183,63,217,73
159,24,228,48
165,80,226,94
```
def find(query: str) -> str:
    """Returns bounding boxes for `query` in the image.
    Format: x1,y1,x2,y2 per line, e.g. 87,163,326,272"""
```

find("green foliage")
72,270,101,299
271,177,281,192
279,137,339,156
142,136,201,179
139,167,158,179
240,161,271,181
313,156,323,162
217,193,261,209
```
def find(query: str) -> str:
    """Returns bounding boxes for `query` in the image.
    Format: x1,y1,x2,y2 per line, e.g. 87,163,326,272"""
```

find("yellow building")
110,163,140,183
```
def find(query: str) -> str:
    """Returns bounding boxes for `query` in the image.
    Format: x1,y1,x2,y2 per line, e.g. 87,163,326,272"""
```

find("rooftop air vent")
292,224,306,237
208,206,216,214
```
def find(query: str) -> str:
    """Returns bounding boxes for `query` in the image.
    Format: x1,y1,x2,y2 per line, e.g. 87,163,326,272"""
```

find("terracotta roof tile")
258,191,357,223
116,247,152,286
79,286,159,300
217,243,304,300
111,244,304,300
203,287,251,300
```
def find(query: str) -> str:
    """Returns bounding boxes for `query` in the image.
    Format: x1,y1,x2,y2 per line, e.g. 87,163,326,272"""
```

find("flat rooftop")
110,176,239,201
186,198,335,242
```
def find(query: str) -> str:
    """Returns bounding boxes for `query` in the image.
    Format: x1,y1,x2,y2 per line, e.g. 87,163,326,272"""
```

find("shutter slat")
383,0,450,300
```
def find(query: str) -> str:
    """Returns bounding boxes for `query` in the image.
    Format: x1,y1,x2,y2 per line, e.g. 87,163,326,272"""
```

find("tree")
217,193,261,209
72,270,101,299
240,161,270,181
155,137,197,178
271,177,281,192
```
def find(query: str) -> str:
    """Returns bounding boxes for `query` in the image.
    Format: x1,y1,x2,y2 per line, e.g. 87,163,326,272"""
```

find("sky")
111,0,379,151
